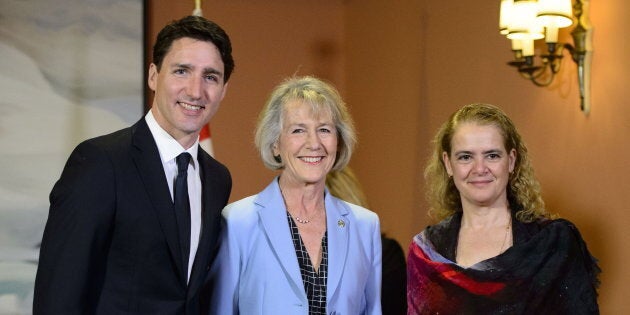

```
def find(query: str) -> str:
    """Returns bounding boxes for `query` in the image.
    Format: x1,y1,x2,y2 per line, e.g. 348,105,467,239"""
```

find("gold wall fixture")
499,0,593,115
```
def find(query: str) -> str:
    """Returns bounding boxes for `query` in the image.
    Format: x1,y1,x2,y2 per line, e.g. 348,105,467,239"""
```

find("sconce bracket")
504,0,592,114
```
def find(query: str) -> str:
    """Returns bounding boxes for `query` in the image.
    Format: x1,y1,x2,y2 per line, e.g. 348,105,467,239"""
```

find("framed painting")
0,0,145,312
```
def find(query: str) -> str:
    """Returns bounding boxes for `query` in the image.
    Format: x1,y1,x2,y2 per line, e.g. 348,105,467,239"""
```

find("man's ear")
148,63,158,92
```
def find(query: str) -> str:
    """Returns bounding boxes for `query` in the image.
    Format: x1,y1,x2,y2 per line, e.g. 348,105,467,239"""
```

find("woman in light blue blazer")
209,76,382,315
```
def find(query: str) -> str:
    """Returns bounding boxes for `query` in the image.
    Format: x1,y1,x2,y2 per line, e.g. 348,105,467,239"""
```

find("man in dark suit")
33,15,234,314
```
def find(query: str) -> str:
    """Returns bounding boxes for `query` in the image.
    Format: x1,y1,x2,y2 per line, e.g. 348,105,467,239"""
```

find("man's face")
148,37,228,146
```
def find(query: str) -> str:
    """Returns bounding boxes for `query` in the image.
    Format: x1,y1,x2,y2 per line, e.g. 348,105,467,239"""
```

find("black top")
381,235,407,315
287,212,328,315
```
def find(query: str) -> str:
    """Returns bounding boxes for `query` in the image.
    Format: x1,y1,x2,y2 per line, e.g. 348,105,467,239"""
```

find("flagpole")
192,0,215,156
192,0,203,17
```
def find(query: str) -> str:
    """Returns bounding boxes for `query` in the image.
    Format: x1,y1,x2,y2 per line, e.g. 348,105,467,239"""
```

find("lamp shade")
537,0,573,28
507,0,544,40
511,39,523,51
499,0,513,35
521,39,535,57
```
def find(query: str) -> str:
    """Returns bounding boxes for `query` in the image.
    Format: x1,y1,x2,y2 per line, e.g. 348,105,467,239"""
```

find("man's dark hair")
152,15,235,82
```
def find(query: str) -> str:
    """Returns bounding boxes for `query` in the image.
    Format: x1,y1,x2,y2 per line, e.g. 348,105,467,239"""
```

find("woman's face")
442,122,516,209
274,100,338,187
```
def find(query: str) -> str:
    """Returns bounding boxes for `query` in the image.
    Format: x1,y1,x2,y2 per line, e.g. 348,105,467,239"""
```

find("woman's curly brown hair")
424,103,550,223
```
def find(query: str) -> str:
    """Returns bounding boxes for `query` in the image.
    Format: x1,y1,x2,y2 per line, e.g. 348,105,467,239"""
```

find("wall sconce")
499,0,592,115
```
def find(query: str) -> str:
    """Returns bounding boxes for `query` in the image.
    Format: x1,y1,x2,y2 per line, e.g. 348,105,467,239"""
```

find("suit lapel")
325,193,350,302
130,119,186,283
187,150,222,295
256,180,306,299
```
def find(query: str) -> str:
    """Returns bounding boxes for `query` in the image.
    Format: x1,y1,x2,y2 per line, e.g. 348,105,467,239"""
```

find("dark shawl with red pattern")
407,213,600,314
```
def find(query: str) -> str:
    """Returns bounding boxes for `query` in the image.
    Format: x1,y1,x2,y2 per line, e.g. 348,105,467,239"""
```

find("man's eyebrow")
202,67,223,76
171,63,192,69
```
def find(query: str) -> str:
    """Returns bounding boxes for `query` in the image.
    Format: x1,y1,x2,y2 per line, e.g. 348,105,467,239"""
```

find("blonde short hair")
255,76,356,171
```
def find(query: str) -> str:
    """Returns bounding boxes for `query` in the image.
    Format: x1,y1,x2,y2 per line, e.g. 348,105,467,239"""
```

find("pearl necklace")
293,213,312,224
289,209,322,224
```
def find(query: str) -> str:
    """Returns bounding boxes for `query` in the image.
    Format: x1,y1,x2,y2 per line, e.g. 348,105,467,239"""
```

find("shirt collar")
145,110,199,169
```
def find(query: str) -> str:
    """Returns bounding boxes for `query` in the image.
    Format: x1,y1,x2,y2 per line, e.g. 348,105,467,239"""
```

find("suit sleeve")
33,140,116,314
207,208,241,315
366,215,383,315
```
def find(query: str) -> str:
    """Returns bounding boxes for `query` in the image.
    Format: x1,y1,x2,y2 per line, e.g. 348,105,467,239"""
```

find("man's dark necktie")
174,152,192,279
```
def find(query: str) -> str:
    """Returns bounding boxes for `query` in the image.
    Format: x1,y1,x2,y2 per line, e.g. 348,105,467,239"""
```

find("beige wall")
345,0,427,253
148,0,346,202
148,1,630,312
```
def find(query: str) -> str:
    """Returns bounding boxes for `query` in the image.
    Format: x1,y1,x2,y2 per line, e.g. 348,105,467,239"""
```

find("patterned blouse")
287,212,328,315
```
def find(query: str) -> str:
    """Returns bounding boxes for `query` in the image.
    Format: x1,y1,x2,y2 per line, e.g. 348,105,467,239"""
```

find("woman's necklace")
289,209,321,224
293,213,312,224
280,186,324,225
456,212,513,263
498,216,512,254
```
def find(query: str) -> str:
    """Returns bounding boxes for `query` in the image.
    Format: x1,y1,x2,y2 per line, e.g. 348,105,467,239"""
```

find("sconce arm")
502,0,592,115
569,0,591,113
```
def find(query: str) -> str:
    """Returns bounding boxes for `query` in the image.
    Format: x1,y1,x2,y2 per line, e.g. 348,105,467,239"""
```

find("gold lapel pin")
337,219,345,228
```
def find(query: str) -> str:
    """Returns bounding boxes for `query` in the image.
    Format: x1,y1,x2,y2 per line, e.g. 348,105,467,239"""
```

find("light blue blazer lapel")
255,179,306,301
324,190,350,302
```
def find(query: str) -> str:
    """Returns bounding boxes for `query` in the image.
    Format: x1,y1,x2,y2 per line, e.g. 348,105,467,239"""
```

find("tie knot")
176,152,192,174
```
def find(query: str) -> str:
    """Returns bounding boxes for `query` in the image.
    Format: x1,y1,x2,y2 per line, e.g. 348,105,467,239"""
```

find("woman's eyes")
457,154,472,161
455,153,502,161
289,127,334,134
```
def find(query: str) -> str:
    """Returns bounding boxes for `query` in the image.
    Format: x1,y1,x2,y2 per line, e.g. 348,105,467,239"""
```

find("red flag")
199,124,214,157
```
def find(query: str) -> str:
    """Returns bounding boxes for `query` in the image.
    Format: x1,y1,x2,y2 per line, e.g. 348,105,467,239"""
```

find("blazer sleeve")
33,140,116,314
366,215,383,315
208,205,242,315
